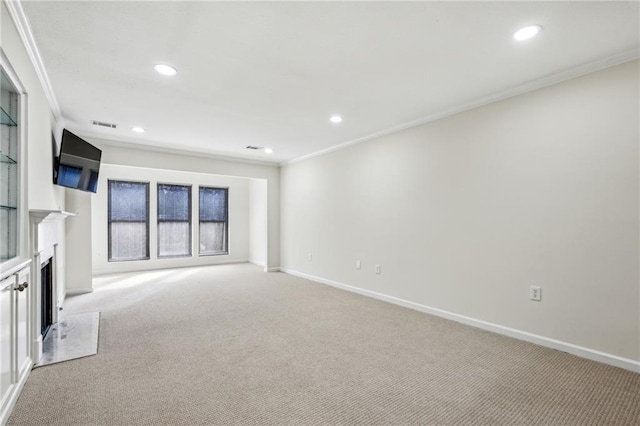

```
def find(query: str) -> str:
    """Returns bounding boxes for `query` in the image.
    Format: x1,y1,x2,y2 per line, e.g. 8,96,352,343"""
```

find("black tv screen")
54,129,102,193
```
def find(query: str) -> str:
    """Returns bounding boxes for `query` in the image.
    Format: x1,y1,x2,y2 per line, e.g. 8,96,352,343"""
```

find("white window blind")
108,180,149,261
199,187,228,255
158,184,191,258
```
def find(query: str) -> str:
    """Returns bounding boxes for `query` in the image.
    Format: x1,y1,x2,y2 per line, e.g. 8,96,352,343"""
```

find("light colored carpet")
8,264,640,425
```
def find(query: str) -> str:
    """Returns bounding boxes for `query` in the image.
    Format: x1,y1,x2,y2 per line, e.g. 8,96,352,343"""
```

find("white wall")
1,0,66,302
64,190,92,293
249,178,268,267
1,3,64,213
91,164,250,275
1,4,72,419
280,60,640,362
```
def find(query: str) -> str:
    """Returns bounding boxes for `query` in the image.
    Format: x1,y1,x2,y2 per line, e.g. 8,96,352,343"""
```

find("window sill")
199,252,229,257
158,254,192,260
107,257,151,263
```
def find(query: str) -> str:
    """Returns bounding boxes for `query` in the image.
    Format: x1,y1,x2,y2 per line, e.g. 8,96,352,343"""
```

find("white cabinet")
15,268,30,381
0,275,13,407
0,67,20,263
0,261,32,425
1,36,33,426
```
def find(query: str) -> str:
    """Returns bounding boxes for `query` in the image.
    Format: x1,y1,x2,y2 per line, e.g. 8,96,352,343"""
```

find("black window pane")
158,184,190,221
109,181,148,221
199,187,227,221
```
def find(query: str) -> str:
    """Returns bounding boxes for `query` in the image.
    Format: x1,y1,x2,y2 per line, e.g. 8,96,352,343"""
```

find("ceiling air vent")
91,120,117,129
246,145,262,150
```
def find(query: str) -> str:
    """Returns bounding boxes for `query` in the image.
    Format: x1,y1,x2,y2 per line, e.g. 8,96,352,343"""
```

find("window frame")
107,179,150,262
198,186,229,256
157,182,192,259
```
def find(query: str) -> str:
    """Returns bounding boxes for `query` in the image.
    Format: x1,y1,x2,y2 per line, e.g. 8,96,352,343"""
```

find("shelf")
0,205,17,210
0,258,31,281
0,151,17,164
29,209,76,225
0,106,17,127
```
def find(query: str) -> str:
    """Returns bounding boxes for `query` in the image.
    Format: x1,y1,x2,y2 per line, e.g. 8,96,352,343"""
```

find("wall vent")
91,120,117,129
246,145,262,150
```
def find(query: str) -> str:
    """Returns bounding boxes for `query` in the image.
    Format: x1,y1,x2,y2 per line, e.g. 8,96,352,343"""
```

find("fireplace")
29,209,75,363
40,260,53,337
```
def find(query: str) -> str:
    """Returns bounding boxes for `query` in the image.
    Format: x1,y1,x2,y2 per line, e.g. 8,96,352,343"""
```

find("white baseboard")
247,260,278,272
32,335,42,364
66,288,94,296
281,268,640,373
93,258,251,277
0,359,32,426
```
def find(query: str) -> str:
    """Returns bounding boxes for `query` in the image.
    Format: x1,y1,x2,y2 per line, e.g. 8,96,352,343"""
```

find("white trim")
281,268,640,373
29,210,76,225
6,0,637,169
0,359,32,426
0,47,30,277
91,259,252,277
86,136,279,168
65,288,94,296
0,258,31,282
249,260,279,273
4,0,65,127
0,47,27,107
282,49,640,166
32,334,43,365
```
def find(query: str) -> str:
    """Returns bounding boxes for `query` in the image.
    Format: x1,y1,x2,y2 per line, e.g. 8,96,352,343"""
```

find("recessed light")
330,115,343,124
514,25,542,41
154,64,177,76
131,127,145,133
264,148,273,154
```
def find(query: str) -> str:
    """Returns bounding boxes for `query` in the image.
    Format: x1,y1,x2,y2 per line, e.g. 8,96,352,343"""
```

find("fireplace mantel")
28,209,75,366
29,209,76,225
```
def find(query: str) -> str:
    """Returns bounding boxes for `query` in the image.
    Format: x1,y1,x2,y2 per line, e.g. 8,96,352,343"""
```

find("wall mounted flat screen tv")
54,129,102,193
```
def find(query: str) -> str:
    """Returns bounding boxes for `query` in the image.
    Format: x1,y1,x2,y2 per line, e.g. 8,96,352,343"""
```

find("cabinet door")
0,71,20,262
15,269,30,378
0,275,14,406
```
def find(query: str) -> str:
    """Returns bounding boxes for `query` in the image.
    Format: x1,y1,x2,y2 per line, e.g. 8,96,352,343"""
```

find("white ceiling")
20,1,640,164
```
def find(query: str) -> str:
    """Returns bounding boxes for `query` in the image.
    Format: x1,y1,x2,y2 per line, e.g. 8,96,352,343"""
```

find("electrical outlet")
307,253,312,261
530,286,541,301
356,260,361,270
375,264,381,274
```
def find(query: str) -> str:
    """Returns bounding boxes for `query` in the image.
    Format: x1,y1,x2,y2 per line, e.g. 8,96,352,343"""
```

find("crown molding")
83,134,280,168
282,48,639,167
4,0,638,168
5,0,64,126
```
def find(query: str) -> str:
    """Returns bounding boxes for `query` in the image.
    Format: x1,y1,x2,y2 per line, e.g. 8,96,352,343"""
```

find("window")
108,180,149,261
199,186,228,255
158,184,191,258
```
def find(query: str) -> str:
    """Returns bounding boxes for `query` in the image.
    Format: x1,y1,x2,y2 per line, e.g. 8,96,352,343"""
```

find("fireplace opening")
41,260,53,337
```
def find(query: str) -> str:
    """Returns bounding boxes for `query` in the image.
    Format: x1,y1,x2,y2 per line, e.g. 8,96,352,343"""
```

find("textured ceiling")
21,1,640,164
